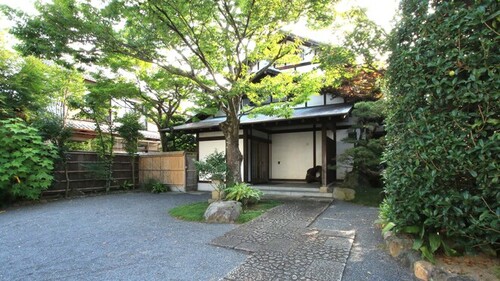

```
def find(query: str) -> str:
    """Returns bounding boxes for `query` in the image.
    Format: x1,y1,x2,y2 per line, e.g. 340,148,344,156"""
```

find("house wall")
197,138,244,191
270,131,322,180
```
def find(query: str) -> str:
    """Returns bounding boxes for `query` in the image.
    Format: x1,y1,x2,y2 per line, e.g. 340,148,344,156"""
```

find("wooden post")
243,128,248,182
321,122,327,190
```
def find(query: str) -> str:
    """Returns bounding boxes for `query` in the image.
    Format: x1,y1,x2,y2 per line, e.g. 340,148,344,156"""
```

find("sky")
0,0,399,33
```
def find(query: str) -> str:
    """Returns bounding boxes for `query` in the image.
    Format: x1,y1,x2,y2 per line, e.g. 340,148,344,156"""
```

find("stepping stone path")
211,200,356,281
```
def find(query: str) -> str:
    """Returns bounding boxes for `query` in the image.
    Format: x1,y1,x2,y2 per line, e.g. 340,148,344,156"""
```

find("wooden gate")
139,151,197,192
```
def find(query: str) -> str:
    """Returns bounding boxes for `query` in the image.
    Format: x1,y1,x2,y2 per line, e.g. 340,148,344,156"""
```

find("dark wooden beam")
321,122,327,187
243,128,249,182
313,124,317,166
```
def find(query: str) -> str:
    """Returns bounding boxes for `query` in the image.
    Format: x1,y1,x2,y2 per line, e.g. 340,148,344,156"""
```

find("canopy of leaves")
0,32,86,121
383,0,499,258
5,0,337,114
116,112,144,155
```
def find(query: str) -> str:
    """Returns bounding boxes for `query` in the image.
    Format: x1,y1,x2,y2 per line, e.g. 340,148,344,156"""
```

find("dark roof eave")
171,104,353,133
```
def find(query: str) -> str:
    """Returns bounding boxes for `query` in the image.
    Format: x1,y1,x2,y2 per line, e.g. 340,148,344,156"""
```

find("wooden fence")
139,151,198,192
45,151,138,197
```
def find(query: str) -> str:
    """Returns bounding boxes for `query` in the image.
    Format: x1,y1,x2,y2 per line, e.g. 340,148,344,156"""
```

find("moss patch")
350,187,384,207
168,200,281,223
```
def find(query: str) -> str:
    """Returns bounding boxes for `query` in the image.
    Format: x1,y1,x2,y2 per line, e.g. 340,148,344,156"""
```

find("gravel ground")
0,192,247,281
312,200,416,281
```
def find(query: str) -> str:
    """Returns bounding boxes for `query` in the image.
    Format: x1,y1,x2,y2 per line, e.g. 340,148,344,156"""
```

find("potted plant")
194,151,228,200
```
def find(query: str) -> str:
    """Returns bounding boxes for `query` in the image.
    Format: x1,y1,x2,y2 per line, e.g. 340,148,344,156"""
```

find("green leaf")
420,246,435,263
413,238,424,250
429,233,442,253
382,222,396,235
402,225,420,234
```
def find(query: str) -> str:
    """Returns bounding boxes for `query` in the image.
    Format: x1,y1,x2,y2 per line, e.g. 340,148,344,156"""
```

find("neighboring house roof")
67,119,161,140
172,103,353,132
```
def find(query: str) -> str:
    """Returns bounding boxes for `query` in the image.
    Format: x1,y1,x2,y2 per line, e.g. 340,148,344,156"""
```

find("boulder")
204,200,242,223
387,235,414,258
414,260,433,281
332,187,356,201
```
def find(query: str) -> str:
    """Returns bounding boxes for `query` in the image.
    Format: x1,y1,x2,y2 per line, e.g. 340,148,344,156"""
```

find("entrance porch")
251,181,334,199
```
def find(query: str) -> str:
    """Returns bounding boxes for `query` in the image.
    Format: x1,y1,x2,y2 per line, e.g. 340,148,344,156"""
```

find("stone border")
382,231,477,281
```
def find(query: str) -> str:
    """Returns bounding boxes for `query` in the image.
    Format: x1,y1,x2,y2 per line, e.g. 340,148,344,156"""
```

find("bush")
384,0,499,259
225,183,263,206
0,118,57,201
144,179,169,193
194,151,227,190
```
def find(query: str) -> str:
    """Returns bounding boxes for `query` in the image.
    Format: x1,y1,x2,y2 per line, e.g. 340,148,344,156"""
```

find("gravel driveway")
0,192,246,281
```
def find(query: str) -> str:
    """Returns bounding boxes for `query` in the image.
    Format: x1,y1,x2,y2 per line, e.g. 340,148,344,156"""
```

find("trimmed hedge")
383,0,499,258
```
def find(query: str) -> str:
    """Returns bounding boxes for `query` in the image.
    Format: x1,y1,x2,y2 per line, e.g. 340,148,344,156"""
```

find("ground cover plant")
383,0,499,260
169,200,281,224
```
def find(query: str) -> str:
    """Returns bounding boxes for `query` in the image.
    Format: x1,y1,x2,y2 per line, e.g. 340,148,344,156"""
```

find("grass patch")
236,200,282,223
169,202,209,222
350,187,384,207
168,200,281,223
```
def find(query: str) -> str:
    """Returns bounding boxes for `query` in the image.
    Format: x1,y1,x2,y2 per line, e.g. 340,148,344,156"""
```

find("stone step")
259,189,333,199
253,186,322,193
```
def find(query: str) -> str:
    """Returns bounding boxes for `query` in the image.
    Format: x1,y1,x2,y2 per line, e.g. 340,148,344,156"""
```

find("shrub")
194,151,228,191
336,100,386,189
0,118,57,201
144,179,169,193
384,0,499,260
225,183,263,206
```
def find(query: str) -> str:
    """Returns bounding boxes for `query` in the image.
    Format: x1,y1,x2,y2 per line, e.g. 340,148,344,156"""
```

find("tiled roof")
172,103,353,132
67,119,160,140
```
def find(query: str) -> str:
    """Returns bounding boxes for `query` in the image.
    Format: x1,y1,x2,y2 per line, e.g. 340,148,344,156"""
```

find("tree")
0,39,51,120
336,100,386,189
5,0,337,184
32,112,74,197
69,77,136,192
383,0,499,259
116,112,143,188
129,66,196,152
0,30,86,121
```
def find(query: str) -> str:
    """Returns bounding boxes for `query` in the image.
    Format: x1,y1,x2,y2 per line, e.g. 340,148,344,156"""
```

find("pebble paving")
211,200,356,281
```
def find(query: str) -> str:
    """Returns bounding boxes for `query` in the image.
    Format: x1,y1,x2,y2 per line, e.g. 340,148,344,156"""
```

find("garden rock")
414,260,433,281
204,200,242,223
332,187,355,201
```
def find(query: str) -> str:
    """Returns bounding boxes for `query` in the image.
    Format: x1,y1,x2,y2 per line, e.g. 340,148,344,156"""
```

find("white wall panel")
197,138,244,190
308,94,324,106
271,132,314,180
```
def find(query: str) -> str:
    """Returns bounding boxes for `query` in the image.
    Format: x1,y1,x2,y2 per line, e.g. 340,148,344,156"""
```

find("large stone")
204,200,242,223
332,187,356,201
387,236,414,258
414,260,433,281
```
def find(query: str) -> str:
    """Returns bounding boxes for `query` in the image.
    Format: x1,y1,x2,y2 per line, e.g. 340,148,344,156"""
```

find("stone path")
211,200,356,281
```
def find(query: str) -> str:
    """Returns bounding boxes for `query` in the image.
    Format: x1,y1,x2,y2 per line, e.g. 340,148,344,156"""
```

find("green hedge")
384,0,499,257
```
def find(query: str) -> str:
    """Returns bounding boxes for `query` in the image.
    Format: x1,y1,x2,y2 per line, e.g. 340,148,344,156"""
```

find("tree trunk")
131,155,136,189
160,131,169,152
220,108,243,185
64,159,70,198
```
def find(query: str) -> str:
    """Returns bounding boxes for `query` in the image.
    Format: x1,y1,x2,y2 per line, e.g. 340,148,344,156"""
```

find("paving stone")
225,265,275,281
234,242,263,252
305,260,346,281
265,237,299,253
320,229,356,239
211,200,356,281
